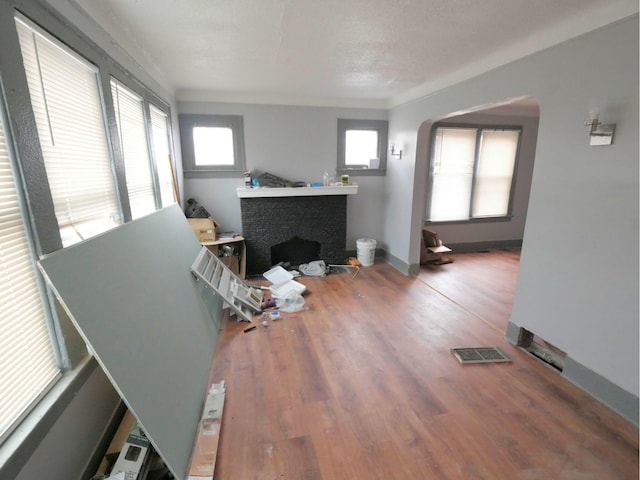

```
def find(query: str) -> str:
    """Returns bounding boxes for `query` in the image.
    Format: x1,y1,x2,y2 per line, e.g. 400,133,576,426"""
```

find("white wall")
385,16,639,396
179,102,388,249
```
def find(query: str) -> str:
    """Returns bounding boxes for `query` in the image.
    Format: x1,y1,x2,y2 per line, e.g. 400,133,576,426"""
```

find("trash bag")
185,197,211,218
276,291,305,312
298,260,327,277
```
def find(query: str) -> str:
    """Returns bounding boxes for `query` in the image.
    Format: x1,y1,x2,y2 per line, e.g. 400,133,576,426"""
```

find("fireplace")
238,186,357,275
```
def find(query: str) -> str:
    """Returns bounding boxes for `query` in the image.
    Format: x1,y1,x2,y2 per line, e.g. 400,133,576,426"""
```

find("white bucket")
356,238,376,266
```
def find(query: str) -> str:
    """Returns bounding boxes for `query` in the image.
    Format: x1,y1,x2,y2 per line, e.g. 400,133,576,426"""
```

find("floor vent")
451,347,511,364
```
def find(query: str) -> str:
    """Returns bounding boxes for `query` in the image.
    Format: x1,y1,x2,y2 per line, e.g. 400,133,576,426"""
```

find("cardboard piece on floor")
38,206,222,480
420,229,453,265
187,381,226,480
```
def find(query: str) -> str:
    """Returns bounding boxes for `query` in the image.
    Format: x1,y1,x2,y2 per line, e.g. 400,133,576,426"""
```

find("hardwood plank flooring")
418,249,521,333
207,253,638,479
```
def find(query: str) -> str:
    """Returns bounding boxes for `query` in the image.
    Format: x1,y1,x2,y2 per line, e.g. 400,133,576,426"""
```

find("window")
111,79,156,219
179,114,246,177
427,125,520,222
149,105,176,207
16,18,122,246
337,119,388,175
0,101,60,442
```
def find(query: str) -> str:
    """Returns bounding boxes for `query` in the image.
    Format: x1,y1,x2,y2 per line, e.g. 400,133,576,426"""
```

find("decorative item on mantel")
251,170,305,188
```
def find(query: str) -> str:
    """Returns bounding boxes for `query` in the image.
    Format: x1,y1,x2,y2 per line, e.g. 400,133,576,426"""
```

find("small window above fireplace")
179,113,246,178
337,118,388,177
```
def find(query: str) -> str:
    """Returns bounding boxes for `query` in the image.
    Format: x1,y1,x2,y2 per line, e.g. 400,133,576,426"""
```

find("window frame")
148,104,177,207
179,113,246,178
337,118,388,176
0,82,62,443
110,77,158,220
15,15,124,247
425,123,522,225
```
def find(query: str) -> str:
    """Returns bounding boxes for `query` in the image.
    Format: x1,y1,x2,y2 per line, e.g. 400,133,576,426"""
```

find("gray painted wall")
13,364,120,480
385,17,638,398
179,102,388,249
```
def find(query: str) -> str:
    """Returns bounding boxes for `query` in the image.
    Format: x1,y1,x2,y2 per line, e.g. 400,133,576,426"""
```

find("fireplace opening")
271,236,321,268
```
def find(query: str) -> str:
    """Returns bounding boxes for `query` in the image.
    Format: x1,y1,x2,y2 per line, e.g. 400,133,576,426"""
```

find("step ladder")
191,246,262,322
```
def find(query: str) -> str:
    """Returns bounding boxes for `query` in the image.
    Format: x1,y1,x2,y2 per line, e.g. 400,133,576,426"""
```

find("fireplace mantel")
237,185,357,198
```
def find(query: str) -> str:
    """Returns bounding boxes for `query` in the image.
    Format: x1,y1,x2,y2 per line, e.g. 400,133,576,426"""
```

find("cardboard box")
94,411,137,477
188,381,226,480
188,218,216,242
110,421,151,480
220,255,240,275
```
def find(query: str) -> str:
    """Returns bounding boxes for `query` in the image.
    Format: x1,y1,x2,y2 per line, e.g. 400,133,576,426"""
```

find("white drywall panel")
39,205,222,479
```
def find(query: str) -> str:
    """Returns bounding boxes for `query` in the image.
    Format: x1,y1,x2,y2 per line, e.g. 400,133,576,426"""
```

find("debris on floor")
420,229,453,265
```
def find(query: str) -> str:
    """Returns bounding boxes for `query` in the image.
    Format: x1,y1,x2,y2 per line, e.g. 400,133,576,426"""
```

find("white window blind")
111,79,156,219
430,128,476,221
16,18,121,247
0,104,59,441
428,126,520,222
472,130,519,217
149,105,176,207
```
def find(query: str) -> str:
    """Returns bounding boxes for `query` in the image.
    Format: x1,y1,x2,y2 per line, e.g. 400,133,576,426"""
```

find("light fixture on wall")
390,144,403,159
584,115,616,146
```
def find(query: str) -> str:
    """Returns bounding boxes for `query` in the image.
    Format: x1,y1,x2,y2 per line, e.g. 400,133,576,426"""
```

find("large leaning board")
38,205,222,480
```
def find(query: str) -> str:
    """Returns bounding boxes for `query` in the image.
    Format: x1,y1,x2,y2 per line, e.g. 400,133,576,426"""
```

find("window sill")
425,215,513,226
183,169,244,179
336,168,386,177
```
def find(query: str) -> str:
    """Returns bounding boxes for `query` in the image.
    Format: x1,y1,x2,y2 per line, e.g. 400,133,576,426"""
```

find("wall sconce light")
585,115,616,146
390,145,403,159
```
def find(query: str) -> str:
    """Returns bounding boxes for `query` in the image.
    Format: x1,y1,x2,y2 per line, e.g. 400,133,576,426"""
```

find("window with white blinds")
149,105,176,207
473,130,520,218
0,103,60,441
427,126,520,222
111,79,156,219
16,18,121,247
429,128,477,222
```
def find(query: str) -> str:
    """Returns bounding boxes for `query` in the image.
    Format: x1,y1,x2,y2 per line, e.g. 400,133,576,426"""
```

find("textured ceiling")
72,0,637,107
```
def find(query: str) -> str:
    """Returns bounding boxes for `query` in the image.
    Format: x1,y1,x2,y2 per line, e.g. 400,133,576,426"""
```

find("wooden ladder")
191,246,262,322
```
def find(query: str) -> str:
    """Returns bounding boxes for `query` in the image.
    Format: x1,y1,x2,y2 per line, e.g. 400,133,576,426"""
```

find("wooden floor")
208,250,638,479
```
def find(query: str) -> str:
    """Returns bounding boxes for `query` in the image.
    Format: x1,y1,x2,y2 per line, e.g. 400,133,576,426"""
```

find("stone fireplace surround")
238,186,357,275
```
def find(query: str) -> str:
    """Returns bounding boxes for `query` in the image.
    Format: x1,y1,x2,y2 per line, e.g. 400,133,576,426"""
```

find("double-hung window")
16,17,121,246
0,99,60,442
337,119,388,175
111,79,157,219
179,114,246,177
149,105,176,207
427,125,521,222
